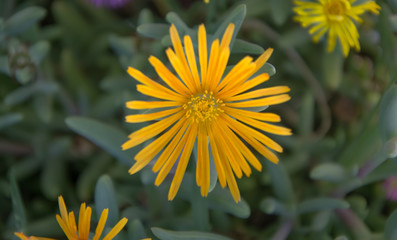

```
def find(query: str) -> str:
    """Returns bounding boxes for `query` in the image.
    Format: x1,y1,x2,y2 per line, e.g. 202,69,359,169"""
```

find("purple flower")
88,0,130,8
384,176,397,201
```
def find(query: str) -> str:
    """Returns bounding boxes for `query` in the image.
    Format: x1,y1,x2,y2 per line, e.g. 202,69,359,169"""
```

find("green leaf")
310,162,348,183
385,209,397,240
4,81,58,106
265,161,294,203
95,175,119,228
34,94,53,123
65,116,134,166
151,227,233,240
0,113,23,130
296,198,349,215
137,23,170,40
379,85,397,143
0,56,10,75
207,185,250,218
260,197,291,216
270,0,292,26
166,12,191,35
108,34,135,58
322,50,343,90
232,39,264,54
29,41,50,65
128,219,148,240
213,4,246,49
9,169,27,230
4,7,46,36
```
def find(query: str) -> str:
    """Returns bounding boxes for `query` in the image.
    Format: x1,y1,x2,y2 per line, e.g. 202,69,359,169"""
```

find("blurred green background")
1,0,397,239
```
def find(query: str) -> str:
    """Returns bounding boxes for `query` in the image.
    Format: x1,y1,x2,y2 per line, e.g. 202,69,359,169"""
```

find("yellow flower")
123,23,291,202
56,196,128,240
14,233,54,240
293,0,380,57
204,0,210,3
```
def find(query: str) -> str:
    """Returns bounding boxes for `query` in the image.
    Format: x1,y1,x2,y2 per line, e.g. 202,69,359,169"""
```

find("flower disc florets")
184,90,224,123
324,0,350,22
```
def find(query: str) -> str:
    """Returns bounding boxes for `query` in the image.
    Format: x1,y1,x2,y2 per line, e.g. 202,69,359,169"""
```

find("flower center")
184,90,224,122
323,0,350,22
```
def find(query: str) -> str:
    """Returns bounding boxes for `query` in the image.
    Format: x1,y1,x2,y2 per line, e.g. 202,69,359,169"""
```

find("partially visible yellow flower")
293,0,380,57
123,23,291,202
14,233,54,240
56,196,128,240
204,0,209,3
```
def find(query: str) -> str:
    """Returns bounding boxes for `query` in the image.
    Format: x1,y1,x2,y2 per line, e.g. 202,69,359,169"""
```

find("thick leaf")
108,34,135,58
29,41,50,65
165,12,191,35
95,175,119,228
128,219,148,240
65,116,135,166
137,23,170,40
9,169,27,230
385,209,397,240
4,81,58,106
232,39,264,54
213,4,246,49
256,62,276,77
207,185,250,218
296,198,349,215
310,162,347,183
265,161,294,203
0,113,23,130
4,7,46,36
151,227,233,240
260,197,290,216
270,0,291,26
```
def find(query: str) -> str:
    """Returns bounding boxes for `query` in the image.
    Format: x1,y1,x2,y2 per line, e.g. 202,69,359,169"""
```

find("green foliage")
1,0,397,239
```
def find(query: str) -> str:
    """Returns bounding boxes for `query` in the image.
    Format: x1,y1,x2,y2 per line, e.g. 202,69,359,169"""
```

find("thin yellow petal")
93,209,108,240
225,86,290,102
136,84,185,102
184,35,201,91
126,100,180,110
198,24,208,90
168,123,198,200
207,123,226,188
125,107,181,123
226,94,291,108
253,48,273,73
102,217,128,240
197,124,210,196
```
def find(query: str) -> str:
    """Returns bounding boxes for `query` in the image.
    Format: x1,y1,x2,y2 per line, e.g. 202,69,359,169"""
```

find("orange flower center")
323,0,350,22
184,90,223,122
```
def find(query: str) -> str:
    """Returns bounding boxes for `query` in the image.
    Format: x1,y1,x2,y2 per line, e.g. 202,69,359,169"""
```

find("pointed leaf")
213,4,246,49
9,169,27,230
129,219,148,240
0,113,23,130
95,175,119,228
385,209,397,240
65,116,135,166
137,23,170,40
265,161,294,203
310,162,348,183
297,198,349,215
151,227,233,240
232,38,264,54
4,7,46,36
207,185,250,218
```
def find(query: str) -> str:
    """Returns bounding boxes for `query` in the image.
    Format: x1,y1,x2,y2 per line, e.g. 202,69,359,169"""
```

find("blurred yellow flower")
14,233,54,240
204,0,210,3
293,0,380,57
56,196,128,240
123,23,291,202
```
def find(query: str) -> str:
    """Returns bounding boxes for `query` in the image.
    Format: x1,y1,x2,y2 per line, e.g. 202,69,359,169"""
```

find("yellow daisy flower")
123,23,291,202
293,0,380,57
204,0,210,3
56,196,128,240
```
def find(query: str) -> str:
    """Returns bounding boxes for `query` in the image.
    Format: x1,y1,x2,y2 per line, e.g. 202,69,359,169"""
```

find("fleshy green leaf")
65,116,135,166
9,169,27,230
385,209,397,240
296,198,349,215
0,113,23,130
29,41,50,65
232,39,264,54
151,227,233,240
128,219,148,240
95,175,120,228
207,185,250,218
137,23,170,40
4,81,58,106
166,12,191,36
213,4,246,49
265,161,294,203
260,197,291,216
255,62,276,77
310,162,348,183
270,0,291,26
4,7,46,36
